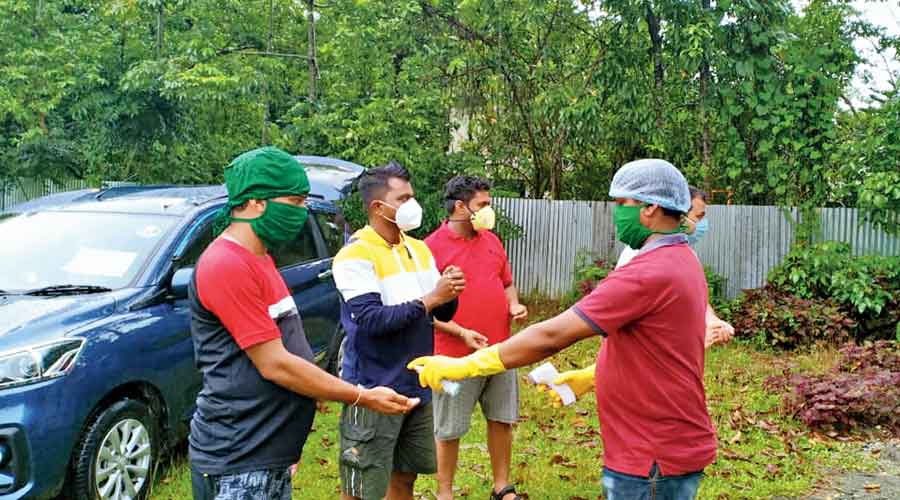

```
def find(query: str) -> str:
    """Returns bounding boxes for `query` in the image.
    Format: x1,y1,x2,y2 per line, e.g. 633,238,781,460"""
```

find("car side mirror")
170,267,194,300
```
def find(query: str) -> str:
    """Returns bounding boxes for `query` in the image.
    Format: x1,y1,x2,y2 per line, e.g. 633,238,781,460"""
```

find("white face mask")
381,198,423,232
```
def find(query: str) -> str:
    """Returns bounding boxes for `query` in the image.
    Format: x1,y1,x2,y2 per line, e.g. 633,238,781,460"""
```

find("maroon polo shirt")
573,235,717,476
425,222,513,358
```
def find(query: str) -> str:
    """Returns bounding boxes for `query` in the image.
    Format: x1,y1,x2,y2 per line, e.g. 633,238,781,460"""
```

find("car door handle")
317,269,333,280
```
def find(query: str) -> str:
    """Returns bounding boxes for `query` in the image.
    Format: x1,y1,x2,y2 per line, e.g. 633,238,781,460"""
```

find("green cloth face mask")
232,200,309,250
214,146,311,235
614,204,680,249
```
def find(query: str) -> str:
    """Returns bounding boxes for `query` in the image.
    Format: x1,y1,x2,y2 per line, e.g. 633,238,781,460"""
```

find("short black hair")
443,175,492,213
689,186,708,202
358,160,411,206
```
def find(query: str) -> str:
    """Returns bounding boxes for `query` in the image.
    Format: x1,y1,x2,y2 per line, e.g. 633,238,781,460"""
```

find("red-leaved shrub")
730,286,856,349
765,341,900,433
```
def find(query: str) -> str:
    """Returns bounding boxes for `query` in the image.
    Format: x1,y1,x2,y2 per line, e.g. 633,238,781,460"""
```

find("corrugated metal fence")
0,178,95,211
0,178,139,211
495,198,900,299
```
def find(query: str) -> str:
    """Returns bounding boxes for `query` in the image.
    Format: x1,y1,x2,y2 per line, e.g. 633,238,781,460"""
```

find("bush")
765,341,900,434
729,286,856,349
561,252,614,308
767,242,900,341
768,241,852,300
705,265,728,311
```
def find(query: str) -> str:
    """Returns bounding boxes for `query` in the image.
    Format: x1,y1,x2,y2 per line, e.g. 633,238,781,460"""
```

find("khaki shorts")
433,369,519,441
339,401,436,500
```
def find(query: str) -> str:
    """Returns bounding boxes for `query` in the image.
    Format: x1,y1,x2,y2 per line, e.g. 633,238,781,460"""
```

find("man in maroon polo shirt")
424,176,528,500
409,160,716,499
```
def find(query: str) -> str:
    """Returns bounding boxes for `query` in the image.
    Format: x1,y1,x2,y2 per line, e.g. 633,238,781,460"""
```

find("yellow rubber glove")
407,345,506,392
548,364,596,406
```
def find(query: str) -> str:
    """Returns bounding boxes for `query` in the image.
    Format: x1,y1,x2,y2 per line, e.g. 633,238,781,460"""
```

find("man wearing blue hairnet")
408,159,718,499
615,185,735,348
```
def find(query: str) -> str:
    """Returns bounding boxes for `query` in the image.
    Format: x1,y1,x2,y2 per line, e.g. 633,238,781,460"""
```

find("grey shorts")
339,401,436,500
433,368,519,441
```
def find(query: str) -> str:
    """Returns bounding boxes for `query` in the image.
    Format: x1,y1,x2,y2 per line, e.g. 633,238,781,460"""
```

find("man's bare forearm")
505,285,520,306
497,309,596,368
435,319,463,337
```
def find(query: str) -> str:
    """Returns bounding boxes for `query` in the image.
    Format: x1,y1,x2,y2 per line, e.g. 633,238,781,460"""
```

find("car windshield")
0,210,178,291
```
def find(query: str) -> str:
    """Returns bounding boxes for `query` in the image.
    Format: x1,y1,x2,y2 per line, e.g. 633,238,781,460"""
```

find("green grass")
149,302,875,499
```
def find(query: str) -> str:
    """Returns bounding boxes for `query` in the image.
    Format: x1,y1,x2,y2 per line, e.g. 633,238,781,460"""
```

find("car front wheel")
72,399,158,500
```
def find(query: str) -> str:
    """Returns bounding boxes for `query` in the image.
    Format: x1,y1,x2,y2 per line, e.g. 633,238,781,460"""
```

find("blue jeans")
602,463,703,500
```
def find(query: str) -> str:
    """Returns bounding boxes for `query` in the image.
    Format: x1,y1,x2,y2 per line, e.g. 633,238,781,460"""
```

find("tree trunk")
549,159,562,200
120,21,127,73
306,0,317,103
156,0,164,58
700,0,712,190
644,1,665,129
261,0,274,143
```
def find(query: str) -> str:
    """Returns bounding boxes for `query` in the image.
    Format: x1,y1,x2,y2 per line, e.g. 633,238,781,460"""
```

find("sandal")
490,484,524,500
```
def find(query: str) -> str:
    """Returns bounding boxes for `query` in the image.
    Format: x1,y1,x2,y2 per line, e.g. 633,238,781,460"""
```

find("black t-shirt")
188,238,316,475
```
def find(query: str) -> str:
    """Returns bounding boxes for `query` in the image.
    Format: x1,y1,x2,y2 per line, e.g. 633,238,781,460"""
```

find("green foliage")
2,0,895,230
768,241,852,300
767,242,900,341
831,89,900,235
858,170,900,236
705,265,728,310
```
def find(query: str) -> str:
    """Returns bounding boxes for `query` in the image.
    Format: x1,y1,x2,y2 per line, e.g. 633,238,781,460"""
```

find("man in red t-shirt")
409,160,717,500
424,176,528,500
189,147,418,500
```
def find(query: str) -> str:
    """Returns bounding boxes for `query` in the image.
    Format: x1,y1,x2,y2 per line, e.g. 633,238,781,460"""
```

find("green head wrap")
214,146,311,235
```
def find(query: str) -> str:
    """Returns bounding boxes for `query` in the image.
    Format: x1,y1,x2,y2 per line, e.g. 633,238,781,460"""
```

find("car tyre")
72,399,159,500
327,327,347,377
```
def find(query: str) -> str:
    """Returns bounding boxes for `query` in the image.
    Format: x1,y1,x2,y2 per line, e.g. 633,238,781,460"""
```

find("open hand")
460,328,489,350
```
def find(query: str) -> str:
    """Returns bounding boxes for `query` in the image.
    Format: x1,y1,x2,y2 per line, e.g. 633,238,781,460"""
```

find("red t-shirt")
573,239,717,476
196,237,293,350
425,223,513,357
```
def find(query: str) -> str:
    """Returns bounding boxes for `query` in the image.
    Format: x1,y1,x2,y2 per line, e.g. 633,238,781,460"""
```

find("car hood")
0,293,119,347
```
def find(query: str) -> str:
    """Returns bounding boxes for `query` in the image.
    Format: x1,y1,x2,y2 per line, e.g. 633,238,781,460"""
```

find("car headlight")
0,339,85,389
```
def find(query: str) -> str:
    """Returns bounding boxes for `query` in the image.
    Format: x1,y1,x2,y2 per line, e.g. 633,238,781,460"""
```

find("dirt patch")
804,441,900,500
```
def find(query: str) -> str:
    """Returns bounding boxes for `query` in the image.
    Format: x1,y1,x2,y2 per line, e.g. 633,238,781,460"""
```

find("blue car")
0,156,362,500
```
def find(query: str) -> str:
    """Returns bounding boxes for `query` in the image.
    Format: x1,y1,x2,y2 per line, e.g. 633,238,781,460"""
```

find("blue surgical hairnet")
608,159,692,213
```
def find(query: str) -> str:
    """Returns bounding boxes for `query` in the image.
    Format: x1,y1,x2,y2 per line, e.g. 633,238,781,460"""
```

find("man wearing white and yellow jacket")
332,161,464,500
